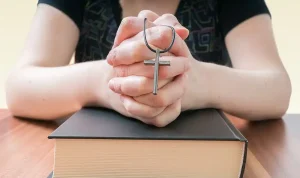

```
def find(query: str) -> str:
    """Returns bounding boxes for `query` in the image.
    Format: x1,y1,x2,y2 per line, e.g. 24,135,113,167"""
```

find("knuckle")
159,27,172,44
113,80,122,92
121,16,136,28
161,14,180,27
139,10,152,16
158,68,169,79
131,42,143,61
107,49,117,65
125,102,135,115
151,117,167,127
136,78,147,94
153,95,167,107
161,13,176,21
175,102,181,113
154,27,173,50
146,108,158,118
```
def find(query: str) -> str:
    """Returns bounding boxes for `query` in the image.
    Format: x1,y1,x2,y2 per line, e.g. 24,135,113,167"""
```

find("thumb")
138,10,160,22
112,11,160,49
154,14,189,40
112,17,156,49
174,25,189,40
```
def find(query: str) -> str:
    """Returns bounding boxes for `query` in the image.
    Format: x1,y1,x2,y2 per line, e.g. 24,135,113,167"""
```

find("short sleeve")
37,0,87,30
218,0,271,37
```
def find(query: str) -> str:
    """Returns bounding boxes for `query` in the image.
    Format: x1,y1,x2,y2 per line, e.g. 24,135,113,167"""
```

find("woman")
5,0,291,127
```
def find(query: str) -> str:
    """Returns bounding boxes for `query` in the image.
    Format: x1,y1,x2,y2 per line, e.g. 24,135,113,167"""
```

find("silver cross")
142,18,175,95
144,49,170,95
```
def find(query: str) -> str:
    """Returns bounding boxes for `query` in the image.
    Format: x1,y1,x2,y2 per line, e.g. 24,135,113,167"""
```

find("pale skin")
5,1,291,126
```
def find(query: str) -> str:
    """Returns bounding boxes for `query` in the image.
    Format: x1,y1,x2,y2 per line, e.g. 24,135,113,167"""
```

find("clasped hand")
105,11,193,127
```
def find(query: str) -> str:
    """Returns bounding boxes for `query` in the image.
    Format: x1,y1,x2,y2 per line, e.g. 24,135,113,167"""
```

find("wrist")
182,59,215,110
81,60,112,109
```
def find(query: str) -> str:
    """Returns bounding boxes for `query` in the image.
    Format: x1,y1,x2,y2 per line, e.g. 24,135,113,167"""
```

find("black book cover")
47,107,248,178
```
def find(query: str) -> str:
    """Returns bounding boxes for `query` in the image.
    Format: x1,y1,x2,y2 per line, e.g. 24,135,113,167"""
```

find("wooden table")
0,109,299,178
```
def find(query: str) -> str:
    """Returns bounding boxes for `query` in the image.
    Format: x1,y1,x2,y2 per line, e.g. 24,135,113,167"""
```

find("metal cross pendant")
142,18,175,95
144,49,170,95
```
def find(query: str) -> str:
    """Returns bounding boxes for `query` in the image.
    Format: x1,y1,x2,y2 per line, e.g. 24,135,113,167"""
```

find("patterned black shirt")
38,0,270,66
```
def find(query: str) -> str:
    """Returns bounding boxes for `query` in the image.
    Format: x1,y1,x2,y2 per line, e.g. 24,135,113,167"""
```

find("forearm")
187,60,291,120
5,60,110,120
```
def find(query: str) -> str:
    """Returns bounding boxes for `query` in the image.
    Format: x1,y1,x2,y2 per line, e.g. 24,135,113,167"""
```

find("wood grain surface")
0,109,299,178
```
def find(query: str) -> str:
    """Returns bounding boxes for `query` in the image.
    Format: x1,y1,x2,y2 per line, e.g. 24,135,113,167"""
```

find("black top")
37,0,270,66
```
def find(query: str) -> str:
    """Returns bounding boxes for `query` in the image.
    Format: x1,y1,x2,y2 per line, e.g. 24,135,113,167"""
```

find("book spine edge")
216,109,248,142
215,109,248,178
239,141,248,178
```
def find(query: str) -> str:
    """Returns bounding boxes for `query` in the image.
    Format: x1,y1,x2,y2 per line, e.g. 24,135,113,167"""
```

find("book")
47,107,247,178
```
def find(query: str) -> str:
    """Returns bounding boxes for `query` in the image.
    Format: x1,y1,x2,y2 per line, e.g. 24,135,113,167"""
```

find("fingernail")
175,23,188,31
108,79,115,91
106,50,117,66
120,95,125,103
